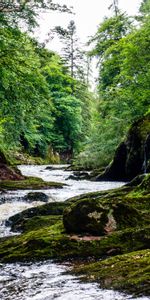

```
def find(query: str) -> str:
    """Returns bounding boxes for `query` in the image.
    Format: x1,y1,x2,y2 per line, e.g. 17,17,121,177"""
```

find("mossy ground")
0,215,149,263
73,249,150,297
0,176,65,190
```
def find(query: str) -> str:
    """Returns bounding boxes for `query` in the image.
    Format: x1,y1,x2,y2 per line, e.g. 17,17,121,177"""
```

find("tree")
0,0,71,30
89,13,132,59
49,20,88,80
139,0,150,15
77,9,150,168
108,0,119,16
52,95,82,156
0,26,51,149
40,49,90,156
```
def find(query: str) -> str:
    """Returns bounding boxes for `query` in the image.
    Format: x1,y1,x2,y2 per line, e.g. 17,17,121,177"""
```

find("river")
0,165,149,300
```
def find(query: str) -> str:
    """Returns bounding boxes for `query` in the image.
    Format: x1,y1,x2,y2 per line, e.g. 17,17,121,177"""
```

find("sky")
36,0,142,50
35,0,142,87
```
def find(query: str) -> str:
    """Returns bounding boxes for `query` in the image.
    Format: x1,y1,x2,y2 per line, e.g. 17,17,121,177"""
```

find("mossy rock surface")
136,173,150,193
15,215,63,233
73,249,150,296
0,176,65,190
7,201,68,232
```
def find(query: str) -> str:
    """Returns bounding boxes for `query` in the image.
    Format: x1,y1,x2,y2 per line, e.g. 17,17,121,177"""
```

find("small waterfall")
142,134,150,174
142,143,147,174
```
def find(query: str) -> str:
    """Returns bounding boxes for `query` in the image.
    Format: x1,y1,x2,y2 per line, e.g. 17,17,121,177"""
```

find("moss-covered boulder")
63,198,142,236
0,218,150,263
6,201,69,232
96,113,150,181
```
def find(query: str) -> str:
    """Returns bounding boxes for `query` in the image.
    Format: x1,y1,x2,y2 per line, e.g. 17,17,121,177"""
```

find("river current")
0,165,149,300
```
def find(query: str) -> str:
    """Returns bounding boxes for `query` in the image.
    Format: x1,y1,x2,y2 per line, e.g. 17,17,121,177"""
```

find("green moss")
138,114,150,140
16,215,63,232
73,249,150,296
136,174,150,193
8,202,68,232
0,217,149,263
63,196,144,235
0,177,65,190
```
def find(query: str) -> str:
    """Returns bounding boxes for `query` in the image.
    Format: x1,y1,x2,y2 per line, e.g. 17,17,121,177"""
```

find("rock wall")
96,113,150,181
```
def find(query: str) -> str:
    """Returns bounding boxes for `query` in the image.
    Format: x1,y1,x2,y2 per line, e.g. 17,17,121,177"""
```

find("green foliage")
140,0,150,15
52,95,82,153
89,13,132,58
0,27,50,147
77,11,150,168
0,23,92,159
0,0,71,30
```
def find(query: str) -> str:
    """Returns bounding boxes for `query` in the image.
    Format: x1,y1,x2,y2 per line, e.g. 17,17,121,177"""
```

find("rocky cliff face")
0,149,24,181
96,113,150,181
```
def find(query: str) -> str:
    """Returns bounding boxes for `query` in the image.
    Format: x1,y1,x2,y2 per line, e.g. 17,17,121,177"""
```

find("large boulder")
63,198,141,236
96,114,150,181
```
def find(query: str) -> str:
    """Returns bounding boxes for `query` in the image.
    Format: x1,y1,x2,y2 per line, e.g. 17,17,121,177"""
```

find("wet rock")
24,192,49,203
45,166,55,170
0,197,6,205
66,171,90,181
45,165,67,171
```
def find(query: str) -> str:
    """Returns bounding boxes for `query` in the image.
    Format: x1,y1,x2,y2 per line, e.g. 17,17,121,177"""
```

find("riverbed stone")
24,192,49,203
66,171,90,181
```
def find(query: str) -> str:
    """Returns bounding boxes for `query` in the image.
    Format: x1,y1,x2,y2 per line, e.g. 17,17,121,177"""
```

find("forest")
0,1,150,299
0,0,149,168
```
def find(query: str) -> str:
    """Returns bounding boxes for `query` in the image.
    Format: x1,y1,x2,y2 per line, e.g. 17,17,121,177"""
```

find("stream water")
0,165,149,300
